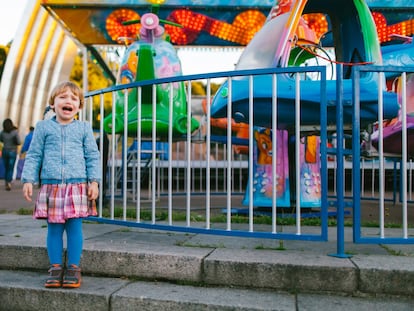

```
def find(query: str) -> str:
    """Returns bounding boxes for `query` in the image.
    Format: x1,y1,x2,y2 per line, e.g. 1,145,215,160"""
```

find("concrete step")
1,215,414,310
1,270,414,311
2,242,414,297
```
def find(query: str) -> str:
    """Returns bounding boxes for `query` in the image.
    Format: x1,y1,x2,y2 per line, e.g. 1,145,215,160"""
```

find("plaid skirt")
33,183,97,223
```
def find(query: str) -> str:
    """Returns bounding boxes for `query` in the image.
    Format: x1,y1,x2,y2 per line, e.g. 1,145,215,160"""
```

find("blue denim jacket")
21,117,101,185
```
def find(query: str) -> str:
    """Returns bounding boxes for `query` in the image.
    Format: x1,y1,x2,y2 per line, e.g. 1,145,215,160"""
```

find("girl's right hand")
22,183,33,202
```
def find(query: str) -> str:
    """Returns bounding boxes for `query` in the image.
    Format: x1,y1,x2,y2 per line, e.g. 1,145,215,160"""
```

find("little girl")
21,81,101,289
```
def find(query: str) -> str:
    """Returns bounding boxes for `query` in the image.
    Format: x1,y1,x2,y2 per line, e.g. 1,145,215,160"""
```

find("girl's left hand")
88,182,99,201
22,183,33,202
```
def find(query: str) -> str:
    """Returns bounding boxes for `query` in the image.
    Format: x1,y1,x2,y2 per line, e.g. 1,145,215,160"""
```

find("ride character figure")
21,81,101,288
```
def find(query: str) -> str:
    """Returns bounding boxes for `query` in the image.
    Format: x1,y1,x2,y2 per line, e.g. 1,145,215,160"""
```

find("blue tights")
47,218,83,266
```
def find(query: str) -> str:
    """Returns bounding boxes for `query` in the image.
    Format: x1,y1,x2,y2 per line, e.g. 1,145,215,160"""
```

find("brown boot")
45,264,63,288
62,264,81,288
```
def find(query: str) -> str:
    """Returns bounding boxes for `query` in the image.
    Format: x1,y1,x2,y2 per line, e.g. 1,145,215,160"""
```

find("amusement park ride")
93,0,413,206
99,0,414,136
103,3,200,137
209,0,411,128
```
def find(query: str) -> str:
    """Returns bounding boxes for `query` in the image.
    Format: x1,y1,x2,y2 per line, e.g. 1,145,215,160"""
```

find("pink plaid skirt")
33,183,97,223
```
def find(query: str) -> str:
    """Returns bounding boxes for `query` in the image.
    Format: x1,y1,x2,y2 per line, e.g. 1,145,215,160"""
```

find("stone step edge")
2,269,414,311
1,244,414,297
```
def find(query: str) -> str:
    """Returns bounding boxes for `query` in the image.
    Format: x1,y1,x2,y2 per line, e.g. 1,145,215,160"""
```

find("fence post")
329,64,351,258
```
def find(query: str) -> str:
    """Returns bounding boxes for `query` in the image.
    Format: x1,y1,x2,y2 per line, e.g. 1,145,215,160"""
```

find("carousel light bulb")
146,0,166,4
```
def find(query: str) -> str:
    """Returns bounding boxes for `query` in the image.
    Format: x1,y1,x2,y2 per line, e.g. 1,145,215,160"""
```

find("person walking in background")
20,126,35,155
43,105,56,120
21,81,101,289
0,118,21,191
17,126,35,179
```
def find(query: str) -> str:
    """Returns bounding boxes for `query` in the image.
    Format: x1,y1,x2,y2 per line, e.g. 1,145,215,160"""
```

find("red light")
301,14,328,43
165,10,204,44
372,12,414,43
166,9,265,45
106,9,141,43
106,8,413,47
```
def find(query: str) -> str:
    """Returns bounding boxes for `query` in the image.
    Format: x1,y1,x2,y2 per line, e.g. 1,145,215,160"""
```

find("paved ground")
1,181,414,310
0,180,37,213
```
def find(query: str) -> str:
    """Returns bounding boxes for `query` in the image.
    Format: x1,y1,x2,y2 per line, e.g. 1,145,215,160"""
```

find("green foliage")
16,208,33,215
190,81,206,95
98,206,413,229
0,45,9,81
188,81,221,96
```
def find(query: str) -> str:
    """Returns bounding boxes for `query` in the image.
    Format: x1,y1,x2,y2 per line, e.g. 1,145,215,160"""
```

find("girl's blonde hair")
48,81,84,109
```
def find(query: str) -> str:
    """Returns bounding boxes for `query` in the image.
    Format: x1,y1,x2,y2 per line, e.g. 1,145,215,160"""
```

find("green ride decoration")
104,12,199,138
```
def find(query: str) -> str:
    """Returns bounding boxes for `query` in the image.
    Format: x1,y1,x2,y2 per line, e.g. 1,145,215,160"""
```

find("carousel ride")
103,1,199,138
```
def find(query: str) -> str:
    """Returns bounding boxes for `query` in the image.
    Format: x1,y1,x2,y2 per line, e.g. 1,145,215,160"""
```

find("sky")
0,0,29,46
0,0,242,75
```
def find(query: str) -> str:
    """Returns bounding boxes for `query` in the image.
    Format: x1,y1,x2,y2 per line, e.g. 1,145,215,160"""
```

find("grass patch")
16,208,33,215
176,241,226,248
14,205,409,229
255,241,286,251
99,206,349,227
359,221,403,228
381,245,407,256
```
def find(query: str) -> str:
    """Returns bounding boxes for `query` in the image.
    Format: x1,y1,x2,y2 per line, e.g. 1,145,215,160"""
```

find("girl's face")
51,88,81,124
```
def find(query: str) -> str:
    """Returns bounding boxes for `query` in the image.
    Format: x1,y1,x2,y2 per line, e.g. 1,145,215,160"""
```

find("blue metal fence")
85,64,414,256
352,66,414,244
